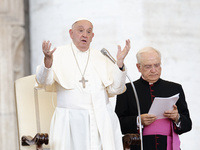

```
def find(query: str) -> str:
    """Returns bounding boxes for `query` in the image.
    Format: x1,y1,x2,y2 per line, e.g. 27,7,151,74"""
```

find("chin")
151,79,159,83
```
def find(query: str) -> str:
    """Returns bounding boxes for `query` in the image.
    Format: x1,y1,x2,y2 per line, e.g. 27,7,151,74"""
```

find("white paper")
148,93,179,119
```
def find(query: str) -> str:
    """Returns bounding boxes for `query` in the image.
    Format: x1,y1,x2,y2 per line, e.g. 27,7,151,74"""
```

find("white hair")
136,47,161,64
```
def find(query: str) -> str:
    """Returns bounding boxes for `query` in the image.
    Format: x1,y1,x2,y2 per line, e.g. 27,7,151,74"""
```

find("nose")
150,67,156,72
82,31,87,37
149,65,158,72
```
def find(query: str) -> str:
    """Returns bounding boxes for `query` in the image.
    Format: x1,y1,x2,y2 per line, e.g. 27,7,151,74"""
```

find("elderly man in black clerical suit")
115,47,192,150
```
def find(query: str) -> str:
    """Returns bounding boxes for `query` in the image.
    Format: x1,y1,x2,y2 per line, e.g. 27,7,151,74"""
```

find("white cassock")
36,42,127,150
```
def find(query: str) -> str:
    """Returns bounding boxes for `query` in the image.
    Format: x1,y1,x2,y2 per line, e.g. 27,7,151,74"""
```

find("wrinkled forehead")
137,47,161,64
140,51,161,65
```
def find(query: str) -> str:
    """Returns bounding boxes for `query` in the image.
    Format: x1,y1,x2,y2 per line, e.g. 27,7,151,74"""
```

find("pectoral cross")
79,77,88,88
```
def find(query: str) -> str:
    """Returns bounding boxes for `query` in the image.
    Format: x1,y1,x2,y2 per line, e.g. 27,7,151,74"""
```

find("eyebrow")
76,26,93,31
77,26,92,29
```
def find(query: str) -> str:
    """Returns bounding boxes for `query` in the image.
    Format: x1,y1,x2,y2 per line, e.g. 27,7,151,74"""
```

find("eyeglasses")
141,63,161,70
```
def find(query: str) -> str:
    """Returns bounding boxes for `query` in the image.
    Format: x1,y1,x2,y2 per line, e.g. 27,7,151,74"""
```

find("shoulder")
91,48,104,57
159,78,182,87
90,48,113,64
125,81,138,91
54,44,71,56
157,79,184,93
55,44,70,52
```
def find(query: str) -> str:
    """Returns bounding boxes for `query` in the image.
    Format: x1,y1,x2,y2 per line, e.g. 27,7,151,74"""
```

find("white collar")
71,42,89,55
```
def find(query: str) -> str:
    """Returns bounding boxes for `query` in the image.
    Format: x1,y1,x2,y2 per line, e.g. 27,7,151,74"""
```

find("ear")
136,63,141,72
69,29,73,38
90,33,94,42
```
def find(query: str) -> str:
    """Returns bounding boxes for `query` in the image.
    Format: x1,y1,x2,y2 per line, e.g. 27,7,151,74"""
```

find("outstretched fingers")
116,39,131,68
124,39,131,57
118,39,131,58
42,40,56,57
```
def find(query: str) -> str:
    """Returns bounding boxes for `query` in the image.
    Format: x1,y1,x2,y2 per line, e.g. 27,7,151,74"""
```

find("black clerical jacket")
115,77,192,150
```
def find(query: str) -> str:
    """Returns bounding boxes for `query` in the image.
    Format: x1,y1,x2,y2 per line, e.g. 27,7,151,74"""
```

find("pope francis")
35,18,131,150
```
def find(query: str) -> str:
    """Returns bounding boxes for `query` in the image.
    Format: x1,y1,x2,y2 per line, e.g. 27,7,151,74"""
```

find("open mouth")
81,40,87,43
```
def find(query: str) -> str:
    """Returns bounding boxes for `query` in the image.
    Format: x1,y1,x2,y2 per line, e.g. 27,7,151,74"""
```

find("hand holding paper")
148,93,179,120
164,104,179,122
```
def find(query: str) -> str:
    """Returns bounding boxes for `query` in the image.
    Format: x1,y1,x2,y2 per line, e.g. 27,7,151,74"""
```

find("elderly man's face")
136,50,161,83
69,20,94,52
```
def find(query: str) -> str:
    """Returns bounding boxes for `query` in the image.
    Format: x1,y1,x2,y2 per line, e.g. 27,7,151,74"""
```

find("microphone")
101,48,116,63
101,48,143,150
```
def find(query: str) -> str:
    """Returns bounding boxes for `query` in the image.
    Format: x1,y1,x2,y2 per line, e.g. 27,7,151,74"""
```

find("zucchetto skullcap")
71,18,93,27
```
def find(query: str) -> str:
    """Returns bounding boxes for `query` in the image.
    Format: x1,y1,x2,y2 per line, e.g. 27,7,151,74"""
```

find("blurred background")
0,0,199,149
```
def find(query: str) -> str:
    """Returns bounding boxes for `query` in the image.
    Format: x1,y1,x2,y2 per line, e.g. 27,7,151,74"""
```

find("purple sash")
143,119,180,150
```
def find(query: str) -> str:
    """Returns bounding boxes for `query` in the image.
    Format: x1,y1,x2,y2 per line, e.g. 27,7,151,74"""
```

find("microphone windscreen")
101,48,108,56
100,48,116,63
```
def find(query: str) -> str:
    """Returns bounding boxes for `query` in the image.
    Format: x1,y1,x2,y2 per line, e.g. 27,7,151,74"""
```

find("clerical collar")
71,42,89,54
140,76,160,85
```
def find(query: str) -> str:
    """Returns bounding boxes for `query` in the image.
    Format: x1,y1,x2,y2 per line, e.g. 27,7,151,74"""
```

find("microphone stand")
126,74,143,150
101,48,143,150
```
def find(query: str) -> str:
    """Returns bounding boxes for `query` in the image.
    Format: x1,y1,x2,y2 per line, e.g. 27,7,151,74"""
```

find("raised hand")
116,39,131,68
42,40,56,68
